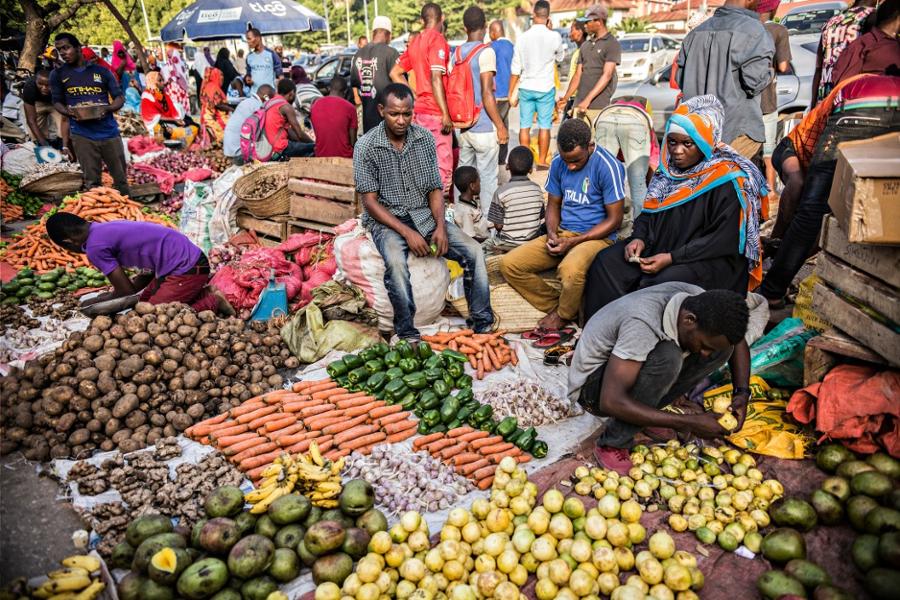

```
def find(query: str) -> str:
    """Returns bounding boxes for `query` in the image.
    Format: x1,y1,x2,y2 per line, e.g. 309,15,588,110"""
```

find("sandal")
522,326,546,340
543,344,575,366
532,326,576,348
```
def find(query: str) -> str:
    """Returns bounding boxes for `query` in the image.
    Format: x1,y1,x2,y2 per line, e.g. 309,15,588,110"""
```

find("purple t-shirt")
84,221,201,277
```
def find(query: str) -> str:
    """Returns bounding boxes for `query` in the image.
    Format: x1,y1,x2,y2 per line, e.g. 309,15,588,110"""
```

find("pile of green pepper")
326,340,548,459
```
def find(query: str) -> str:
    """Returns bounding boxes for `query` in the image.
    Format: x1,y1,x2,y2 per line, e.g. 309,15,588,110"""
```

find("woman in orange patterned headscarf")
199,67,233,145
583,95,767,319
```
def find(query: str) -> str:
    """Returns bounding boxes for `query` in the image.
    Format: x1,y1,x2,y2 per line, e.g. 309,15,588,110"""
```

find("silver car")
612,37,817,136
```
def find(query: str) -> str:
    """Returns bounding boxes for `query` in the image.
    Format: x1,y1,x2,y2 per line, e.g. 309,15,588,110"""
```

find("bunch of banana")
31,556,105,600
294,441,344,508
246,453,301,514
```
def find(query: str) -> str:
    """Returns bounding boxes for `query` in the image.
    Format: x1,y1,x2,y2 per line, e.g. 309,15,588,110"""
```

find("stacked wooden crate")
235,212,292,247
287,157,358,233
811,216,899,367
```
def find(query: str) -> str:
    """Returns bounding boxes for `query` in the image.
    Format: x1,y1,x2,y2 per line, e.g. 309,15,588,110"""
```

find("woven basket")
234,163,291,218
20,171,83,197
451,284,549,333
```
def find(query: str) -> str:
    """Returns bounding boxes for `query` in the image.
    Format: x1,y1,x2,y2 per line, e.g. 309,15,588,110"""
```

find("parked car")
613,37,816,136
616,33,680,83
781,1,846,37
292,53,321,69
310,51,355,97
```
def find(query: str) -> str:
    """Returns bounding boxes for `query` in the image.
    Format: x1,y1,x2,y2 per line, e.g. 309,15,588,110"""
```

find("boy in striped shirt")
484,146,546,253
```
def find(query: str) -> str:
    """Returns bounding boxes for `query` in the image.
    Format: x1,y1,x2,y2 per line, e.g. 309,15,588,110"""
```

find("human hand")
639,253,672,274
440,114,453,135
731,392,750,431
431,226,449,257
624,239,645,261
556,97,569,110
547,236,575,256
575,100,590,113
61,147,74,162
405,230,432,257
687,412,728,439
496,125,509,145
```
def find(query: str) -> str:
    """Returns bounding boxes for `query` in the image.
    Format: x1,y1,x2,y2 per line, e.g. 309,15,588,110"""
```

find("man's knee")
557,259,587,288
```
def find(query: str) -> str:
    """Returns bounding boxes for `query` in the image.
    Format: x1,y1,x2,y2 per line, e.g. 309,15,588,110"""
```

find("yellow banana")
72,580,105,600
259,463,283,479
36,576,91,595
296,463,330,481
309,441,324,466
47,592,78,600
249,485,288,514
48,569,89,580
330,457,345,475
60,556,100,573
311,498,339,508
314,481,342,494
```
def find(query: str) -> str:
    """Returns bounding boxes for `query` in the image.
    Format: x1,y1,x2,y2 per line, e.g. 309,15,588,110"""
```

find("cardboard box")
820,216,900,288
827,133,900,245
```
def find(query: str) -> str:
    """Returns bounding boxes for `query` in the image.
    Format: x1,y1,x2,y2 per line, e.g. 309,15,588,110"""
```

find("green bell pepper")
497,416,518,439
347,366,370,384
455,388,474,404
446,418,462,430
423,409,442,428
372,342,391,356
395,340,415,359
399,392,418,411
441,349,468,363
364,359,385,375
402,372,427,389
326,360,349,378
417,342,434,360
417,420,432,435
442,371,455,391
398,358,419,374
456,404,475,423
433,380,451,398
384,377,408,397
423,355,443,370
385,367,405,381
531,440,549,459
383,350,401,367
517,427,538,450
456,374,473,390
424,368,444,383
359,347,381,362
365,372,388,392
479,419,497,433
418,390,440,411
335,376,350,389
342,354,364,370
473,404,493,423
430,423,448,434
440,397,460,423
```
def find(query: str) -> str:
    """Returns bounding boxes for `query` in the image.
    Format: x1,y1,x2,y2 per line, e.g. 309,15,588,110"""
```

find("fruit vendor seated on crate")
45,212,235,316
353,82,493,341
568,283,752,474
49,33,129,196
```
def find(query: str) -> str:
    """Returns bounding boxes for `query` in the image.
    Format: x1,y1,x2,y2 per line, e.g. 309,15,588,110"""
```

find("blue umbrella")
160,0,327,42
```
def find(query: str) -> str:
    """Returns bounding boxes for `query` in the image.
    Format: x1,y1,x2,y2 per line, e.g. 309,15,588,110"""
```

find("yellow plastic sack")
792,274,830,331
703,376,814,459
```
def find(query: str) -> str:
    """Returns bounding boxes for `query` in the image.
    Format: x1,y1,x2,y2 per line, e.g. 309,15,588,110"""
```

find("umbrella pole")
345,0,351,46
324,0,332,45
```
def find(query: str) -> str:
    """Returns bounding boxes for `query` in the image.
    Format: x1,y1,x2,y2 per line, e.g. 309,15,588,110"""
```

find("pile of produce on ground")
1,196,24,222
208,241,250,272
186,378,418,481
25,553,107,600
1,172,45,215
1,266,108,306
567,441,785,555
127,165,159,186
112,476,390,600
116,112,146,137
19,162,81,187
0,302,295,460
754,444,899,600
28,293,82,320
2,187,171,272
0,315,72,364
316,456,706,600
243,441,345,511
479,379,574,427
412,427,534,490
158,192,185,219
198,147,232,173
68,443,243,555
342,444,474,516
0,304,39,335
137,151,214,179
326,340,546,454
421,330,517,380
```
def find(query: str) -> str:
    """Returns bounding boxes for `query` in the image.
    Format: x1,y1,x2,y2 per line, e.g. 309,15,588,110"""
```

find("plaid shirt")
354,122,443,236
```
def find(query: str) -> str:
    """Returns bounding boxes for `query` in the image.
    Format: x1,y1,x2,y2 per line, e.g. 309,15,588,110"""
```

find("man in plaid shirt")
354,83,494,340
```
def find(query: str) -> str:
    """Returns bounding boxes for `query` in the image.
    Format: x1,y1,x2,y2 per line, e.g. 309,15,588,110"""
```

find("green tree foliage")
61,0,194,45
612,17,654,34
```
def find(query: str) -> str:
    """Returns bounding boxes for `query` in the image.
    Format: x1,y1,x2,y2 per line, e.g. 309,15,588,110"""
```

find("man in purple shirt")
45,213,233,315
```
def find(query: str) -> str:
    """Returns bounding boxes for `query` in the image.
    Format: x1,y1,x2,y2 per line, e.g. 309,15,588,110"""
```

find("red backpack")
447,43,488,129
240,96,287,162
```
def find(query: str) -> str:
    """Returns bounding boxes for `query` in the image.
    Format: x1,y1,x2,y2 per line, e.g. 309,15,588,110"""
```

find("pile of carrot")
1,199,23,223
421,330,518,380
185,378,419,482
412,426,530,490
1,187,171,273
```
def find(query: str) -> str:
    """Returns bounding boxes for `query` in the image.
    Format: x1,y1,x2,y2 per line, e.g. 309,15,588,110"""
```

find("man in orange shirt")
390,3,453,194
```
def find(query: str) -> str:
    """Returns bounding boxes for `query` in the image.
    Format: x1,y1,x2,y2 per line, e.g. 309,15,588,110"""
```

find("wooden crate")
288,178,355,203
289,195,359,226
236,211,290,244
288,157,353,186
289,219,337,235
820,216,900,288
811,282,899,367
816,252,900,324
804,329,888,386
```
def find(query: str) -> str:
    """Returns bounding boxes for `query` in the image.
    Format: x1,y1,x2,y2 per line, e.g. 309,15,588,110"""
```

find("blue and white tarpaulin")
160,0,327,42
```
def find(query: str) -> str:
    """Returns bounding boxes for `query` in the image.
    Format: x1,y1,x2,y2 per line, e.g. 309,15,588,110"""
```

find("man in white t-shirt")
222,84,274,162
508,0,565,168
454,6,509,218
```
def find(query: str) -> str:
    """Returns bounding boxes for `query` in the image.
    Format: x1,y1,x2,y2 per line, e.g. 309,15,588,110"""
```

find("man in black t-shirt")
350,16,400,132
20,69,69,154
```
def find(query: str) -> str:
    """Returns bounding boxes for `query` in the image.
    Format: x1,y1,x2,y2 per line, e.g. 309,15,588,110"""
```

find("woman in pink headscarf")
81,47,116,77
111,40,136,86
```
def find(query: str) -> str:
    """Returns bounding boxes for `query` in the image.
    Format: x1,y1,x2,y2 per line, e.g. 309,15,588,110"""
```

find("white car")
616,34,680,83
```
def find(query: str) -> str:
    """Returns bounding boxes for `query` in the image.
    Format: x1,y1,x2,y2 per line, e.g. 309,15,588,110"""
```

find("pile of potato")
0,302,300,461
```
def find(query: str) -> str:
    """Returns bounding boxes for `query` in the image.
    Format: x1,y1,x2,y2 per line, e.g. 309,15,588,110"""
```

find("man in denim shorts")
509,0,565,168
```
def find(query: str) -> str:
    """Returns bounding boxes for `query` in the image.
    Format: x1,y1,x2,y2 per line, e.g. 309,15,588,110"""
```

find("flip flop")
543,344,575,366
532,327,576,348
522,326,547,341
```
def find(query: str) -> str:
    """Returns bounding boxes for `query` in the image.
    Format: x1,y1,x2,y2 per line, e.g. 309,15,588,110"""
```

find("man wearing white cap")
351,15,399,132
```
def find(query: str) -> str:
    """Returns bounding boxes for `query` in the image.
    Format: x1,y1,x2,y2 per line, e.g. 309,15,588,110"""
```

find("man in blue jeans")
353,83,493,340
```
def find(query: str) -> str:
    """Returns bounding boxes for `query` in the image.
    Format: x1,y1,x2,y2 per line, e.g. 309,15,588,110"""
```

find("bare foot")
538,309,568,331
209,287,236,317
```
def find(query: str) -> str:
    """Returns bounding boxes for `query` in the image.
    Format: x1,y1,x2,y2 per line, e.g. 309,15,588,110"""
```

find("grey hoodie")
676,5,775,144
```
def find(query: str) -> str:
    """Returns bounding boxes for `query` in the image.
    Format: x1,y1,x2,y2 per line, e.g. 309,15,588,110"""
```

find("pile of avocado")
327,340,548,459
1,267,108,305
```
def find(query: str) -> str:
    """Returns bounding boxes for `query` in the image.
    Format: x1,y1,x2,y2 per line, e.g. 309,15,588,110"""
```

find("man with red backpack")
241,79,313,162
453,6,509,228
390,3,453,194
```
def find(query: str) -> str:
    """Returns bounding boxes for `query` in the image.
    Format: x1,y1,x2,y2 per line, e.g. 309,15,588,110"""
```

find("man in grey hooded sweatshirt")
676,0,775,159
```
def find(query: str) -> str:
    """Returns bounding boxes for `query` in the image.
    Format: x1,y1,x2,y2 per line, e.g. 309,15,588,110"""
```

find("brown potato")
112,394,139,419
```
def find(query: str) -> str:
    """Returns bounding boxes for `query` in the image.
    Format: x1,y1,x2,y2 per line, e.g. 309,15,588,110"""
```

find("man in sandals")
568,283,752,474
499,118,624,345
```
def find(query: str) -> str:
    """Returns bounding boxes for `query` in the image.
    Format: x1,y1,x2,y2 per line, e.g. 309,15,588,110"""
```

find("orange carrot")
334,394,374,409
451,453,483,467
298,404,335,418
305,380,339,395
516,454,532,463
375,411,412,426
383,420,417,435
476,358,485,380
439,443,469,460
239,449,282,471
231,441,278,464
313,387,347,401
413,433,444,450
248,412,289,431
229,401,267,418
470,436,503,450
369,404,402,419
472,465,496,480
385,429,416,443
276,431,316,447
283,439,313,453
222,436,267,456
281,399,327,413
246,464,270,481
215,432,258,446
468,354,478,369
303,410,344,428
263,416,298,433
485,344,502,371
447,426,474,438
477,476,494,489
353,444,379,456
479,442,515,455
324,448,352,460
266,422,306,439
424,438,458,453
449,340,459,351
236,405,278,424
334,424,378,446
208,423,249,439
345,401,385,418
304,415,346,432
323,414,368,435
344,432,387,450
261,389,298,404
458,458,491,475
488,449,523,464
185,413,228,436
510,348,519,366
458,430,490,443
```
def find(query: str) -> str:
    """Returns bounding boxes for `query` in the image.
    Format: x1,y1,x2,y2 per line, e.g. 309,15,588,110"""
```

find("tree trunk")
20,0,50,73
99,0,151,75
